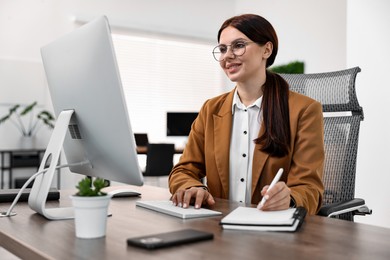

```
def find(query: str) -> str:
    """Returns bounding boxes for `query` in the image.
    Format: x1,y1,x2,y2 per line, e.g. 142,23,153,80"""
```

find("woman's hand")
171,187,215,209
257,182,291,211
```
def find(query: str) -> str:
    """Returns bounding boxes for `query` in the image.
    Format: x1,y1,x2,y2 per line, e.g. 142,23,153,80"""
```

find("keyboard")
0,188,60,203
136,200,222,219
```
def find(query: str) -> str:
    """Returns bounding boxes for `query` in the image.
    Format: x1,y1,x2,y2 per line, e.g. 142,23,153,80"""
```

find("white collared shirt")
229,89,262,204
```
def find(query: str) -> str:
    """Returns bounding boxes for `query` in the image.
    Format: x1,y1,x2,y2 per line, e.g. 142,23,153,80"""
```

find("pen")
257,168,284,209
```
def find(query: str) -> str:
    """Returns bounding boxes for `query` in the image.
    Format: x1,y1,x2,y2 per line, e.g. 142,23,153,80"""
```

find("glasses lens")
212,42,249,61
212,46,223,61
232,42,246,56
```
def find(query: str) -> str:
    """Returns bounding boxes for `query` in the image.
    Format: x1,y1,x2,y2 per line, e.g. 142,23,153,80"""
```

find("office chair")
143,143,175,187
134,133,149,147
280,67,372,221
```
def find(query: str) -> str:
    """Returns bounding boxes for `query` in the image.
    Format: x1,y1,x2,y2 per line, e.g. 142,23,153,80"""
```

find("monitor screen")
29,16,143,219
167,112,198,136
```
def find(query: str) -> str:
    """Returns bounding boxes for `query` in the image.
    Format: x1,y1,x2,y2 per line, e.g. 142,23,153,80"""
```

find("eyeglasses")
212,41,255,62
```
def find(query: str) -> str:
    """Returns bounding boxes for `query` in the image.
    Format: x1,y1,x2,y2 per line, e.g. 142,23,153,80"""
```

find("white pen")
257,168,284,210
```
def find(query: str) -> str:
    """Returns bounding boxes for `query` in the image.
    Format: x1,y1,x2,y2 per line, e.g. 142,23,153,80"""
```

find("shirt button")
243,131,247,135
244,109,247,112
240,178,245,182
242,153,246,157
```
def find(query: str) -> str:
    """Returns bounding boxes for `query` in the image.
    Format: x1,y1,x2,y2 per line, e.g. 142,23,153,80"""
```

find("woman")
169,14,324,215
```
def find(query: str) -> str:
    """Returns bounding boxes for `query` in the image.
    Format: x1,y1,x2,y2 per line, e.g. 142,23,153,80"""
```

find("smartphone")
127,229,214,249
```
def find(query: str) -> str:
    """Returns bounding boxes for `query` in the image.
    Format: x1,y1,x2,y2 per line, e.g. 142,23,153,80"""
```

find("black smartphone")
127,229,214,249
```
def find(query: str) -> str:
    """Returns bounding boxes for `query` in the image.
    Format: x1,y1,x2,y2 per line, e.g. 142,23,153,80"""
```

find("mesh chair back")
144,143,175,177
280,67,363,221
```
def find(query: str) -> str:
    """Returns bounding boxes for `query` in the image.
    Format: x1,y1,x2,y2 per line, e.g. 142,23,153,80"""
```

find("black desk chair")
134,133,149,147
143,143,175,187
281,67,372,221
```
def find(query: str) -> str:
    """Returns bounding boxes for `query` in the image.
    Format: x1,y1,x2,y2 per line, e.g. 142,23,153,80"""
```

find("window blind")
112,33,226,142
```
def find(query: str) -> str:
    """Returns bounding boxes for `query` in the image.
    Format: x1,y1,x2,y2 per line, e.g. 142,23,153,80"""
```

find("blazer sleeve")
168,101,209,194
288,98,325,215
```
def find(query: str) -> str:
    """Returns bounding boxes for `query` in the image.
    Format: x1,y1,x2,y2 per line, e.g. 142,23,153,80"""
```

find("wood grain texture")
0,185,389,260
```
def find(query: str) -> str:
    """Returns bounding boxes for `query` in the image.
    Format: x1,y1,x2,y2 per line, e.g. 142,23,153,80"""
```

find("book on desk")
220,206,306,232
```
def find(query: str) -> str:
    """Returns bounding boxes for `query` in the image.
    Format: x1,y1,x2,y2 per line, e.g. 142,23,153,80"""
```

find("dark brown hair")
218,14,290,157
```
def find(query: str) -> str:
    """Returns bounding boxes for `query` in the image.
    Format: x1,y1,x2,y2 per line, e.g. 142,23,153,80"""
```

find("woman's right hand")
171,187,215,209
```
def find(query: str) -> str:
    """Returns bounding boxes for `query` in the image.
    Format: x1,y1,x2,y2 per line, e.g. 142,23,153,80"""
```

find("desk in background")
0,185,389,259
0,148,61,189
0,146,181,189
0,148,45,189
136,145,184,155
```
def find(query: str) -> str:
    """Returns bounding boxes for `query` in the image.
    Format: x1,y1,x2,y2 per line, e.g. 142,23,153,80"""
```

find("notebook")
136,200,222,219
220,206,306,232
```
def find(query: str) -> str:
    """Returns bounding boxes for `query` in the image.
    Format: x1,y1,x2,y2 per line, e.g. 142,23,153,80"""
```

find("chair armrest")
318,198,372,217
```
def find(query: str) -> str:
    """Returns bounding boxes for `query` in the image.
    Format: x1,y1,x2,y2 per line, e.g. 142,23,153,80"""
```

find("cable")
1,160,90,217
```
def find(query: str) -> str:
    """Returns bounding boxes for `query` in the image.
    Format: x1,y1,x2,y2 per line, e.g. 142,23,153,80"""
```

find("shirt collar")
232,88,263,115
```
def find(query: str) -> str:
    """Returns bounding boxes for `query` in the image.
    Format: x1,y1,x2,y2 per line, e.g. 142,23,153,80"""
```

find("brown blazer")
168,88,324,215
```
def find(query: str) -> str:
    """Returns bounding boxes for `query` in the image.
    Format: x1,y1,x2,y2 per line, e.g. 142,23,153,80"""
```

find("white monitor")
28,16,143,220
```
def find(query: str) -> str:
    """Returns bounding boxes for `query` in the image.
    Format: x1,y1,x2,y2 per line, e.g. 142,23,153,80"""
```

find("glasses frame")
212,41,256,62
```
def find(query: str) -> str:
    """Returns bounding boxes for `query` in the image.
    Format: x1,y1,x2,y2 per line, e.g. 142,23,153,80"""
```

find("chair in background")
143,143,175,187
280,67,372,221
134,133,149,147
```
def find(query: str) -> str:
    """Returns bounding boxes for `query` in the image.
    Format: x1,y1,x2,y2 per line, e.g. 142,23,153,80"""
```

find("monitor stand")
28,110,76,220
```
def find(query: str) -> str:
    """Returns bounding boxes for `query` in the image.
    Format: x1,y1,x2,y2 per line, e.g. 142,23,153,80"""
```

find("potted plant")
270,61,305,74
70,177,112,239
0,101,55,137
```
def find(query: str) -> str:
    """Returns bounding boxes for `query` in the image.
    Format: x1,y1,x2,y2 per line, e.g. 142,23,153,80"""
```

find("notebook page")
221,206,296,225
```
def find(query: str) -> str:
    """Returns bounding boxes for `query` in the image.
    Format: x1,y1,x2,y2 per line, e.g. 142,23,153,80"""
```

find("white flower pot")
70,195,112,239
19,136,37,149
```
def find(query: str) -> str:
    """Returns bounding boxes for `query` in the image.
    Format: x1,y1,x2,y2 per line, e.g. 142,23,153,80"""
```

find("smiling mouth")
226,63,241,72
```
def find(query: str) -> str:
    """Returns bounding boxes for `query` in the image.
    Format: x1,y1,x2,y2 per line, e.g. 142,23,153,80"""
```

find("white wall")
1,0,388,228
235,0,347,73
347,0,390,228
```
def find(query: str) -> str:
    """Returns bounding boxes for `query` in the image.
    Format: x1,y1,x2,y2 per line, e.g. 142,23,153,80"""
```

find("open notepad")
220,206,306,232
136,200,222,219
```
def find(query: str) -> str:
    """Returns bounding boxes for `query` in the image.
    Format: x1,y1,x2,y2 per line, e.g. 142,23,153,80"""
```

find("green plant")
75,177,109,196
0,101,55,136
270,61,305,74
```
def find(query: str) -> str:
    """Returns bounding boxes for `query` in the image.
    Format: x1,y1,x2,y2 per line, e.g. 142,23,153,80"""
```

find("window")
112,33,226,142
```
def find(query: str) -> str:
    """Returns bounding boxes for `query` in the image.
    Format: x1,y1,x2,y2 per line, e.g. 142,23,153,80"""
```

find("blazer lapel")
213,90,234,198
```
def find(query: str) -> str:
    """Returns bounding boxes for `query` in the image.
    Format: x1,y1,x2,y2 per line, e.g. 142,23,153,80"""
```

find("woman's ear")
263,41,273,59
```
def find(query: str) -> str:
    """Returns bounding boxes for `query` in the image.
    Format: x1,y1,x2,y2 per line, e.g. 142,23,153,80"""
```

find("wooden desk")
0,185,389,260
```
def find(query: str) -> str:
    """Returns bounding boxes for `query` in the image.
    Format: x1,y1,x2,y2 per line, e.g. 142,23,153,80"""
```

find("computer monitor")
167,112,198,136
28,16,143,220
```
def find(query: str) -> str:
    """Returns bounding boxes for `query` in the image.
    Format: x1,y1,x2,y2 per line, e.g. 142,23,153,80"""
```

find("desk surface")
0,185,389,260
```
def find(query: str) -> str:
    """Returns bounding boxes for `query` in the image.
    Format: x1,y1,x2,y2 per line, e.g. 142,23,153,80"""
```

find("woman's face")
218,26,271,84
